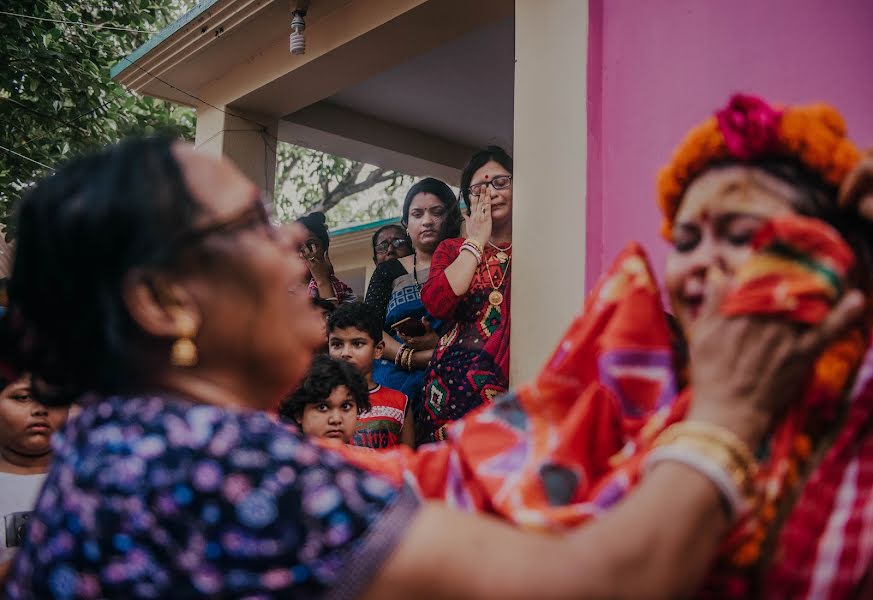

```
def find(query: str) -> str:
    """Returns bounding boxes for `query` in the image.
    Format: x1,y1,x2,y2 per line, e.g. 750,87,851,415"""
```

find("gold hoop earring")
171,313,198,367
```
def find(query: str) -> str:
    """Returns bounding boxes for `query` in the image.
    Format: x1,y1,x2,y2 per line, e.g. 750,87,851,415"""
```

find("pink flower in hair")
715,94,783,160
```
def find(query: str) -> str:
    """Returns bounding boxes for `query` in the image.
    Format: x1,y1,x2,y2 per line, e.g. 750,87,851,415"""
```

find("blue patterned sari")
365,259,440,403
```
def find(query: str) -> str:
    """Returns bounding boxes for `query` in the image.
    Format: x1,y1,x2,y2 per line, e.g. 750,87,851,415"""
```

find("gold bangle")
395,344,408,367
464,238,484,253
460,243,483,264
653,421,759,500
656,421,758,478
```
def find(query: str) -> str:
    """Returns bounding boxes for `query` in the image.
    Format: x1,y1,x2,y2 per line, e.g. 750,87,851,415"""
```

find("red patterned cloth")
721,216,855,324
352,386,409,449
329,215,873,598
416,238,511,443
307,274,357,304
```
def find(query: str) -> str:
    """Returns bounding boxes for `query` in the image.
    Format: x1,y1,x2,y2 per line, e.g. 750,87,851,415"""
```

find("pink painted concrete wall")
586,0,873,293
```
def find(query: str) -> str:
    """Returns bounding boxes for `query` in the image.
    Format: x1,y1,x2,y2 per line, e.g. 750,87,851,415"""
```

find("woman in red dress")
417,146,514,443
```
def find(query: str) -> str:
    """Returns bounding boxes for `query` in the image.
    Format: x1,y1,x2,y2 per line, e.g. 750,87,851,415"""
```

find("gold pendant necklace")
485,247,511,306
488,290,504,306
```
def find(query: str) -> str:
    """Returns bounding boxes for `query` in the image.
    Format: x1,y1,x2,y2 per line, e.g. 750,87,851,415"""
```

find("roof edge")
332,217,400,238
110,0,222,79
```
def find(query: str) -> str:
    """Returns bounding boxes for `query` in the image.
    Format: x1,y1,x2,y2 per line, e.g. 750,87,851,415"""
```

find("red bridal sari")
330,215,873,599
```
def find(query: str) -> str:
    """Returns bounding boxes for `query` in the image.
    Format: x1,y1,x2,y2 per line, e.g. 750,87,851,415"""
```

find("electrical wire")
0,9,156,34
0,144,53,170
114,56,281,145
195,128,265,149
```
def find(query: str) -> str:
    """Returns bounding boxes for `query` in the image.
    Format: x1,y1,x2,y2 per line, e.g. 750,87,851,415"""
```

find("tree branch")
319,167,400,212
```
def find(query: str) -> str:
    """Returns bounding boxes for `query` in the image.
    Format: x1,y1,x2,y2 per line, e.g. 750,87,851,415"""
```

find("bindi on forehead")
472,161,510,183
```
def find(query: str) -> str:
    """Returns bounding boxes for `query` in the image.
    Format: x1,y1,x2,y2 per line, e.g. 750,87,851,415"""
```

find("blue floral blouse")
3,394,418,599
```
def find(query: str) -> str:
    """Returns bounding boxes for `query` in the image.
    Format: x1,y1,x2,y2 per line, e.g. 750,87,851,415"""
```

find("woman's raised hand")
300,241,332,280
464,188,492,246
686,271,866,445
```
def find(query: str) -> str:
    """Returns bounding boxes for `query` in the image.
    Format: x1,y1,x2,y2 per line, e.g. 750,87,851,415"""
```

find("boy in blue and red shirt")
328,302,414,448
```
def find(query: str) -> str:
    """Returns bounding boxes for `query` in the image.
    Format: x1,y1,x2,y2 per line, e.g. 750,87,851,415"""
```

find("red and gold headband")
656,94,862,239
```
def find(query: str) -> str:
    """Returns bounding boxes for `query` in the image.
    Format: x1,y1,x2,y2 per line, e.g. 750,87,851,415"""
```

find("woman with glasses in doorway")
371,224,413,266
416,146,514,443
364,178,461,411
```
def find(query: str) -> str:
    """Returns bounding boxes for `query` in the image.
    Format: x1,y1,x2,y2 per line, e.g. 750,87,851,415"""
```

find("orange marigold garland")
657,94,862,240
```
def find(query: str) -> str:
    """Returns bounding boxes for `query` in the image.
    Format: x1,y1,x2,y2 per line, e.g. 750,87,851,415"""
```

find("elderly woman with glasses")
371,224,412,265
364,178,461,412
2,136,853,600
415,146,514,443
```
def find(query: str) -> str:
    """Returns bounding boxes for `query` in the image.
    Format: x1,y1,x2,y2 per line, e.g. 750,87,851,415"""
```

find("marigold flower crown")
657,94,862,239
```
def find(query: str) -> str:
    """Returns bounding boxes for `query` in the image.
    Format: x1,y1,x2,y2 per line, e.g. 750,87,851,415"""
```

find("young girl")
279,354,370,444
0,371,68,565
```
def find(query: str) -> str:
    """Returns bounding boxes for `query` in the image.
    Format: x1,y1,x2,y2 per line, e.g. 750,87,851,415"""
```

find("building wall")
326,235,381,300
586,0,873,293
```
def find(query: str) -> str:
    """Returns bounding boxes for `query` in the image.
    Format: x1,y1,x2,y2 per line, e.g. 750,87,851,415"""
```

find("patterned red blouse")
416,238,511,442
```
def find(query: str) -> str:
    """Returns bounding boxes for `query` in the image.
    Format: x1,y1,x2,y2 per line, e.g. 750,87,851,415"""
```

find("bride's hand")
687,274,865,445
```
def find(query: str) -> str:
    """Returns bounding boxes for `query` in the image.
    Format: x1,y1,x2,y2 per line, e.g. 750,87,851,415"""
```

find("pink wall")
586,0,873,293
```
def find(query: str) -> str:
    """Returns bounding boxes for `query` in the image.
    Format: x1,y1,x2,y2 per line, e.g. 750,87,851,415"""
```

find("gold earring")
171,312,198,367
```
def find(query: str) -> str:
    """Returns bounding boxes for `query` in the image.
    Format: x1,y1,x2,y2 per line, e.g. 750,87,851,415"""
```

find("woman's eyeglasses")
171,193,275,252
374,237,411,255
468,175,512,197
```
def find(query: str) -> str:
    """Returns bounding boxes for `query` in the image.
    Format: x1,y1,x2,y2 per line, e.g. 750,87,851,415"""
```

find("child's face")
298,385,358,443
328,326,383,377
0,376,69,460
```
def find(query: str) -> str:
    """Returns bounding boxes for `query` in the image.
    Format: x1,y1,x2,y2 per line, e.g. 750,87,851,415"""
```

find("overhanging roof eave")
109,0,221,80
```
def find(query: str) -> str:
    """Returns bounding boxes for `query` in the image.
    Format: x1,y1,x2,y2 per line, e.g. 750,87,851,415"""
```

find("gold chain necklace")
485,248,511,306
488,240,512,264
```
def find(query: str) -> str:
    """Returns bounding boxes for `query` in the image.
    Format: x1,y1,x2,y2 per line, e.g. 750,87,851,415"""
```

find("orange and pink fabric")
329,213,873,598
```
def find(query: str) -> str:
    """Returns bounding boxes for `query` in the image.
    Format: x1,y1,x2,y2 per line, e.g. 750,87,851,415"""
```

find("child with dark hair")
279,355,370,444
327,302,414,448
0,370,69,565
295,211,357,304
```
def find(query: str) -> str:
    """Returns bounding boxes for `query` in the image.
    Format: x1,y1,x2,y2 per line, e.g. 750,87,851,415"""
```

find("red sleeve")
421,238,465,320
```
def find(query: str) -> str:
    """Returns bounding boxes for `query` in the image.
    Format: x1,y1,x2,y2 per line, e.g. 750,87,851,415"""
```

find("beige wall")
329,238,380,300
510,0,588,384
194,105,279,199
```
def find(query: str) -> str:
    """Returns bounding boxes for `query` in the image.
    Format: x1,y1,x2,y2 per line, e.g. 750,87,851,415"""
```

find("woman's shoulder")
435,237,465,256
72,394,302,456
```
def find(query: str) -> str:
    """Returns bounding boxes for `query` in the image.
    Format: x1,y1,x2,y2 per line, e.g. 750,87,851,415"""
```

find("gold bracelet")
656,421,758,479
652,421,759,507
460,242,483,264
464,238,484,253
395,344,408,368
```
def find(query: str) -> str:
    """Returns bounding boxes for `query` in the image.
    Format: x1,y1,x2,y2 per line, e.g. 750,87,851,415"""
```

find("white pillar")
510,0,589,384
193,104,279,200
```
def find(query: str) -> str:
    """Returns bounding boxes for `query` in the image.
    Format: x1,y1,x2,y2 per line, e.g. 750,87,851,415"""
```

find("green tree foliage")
274,142,412,227
1,1,412,234
0,1,196,226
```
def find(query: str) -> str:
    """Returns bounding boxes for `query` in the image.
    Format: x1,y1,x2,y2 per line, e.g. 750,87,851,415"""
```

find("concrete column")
510,0,589,384
193,104,279,200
